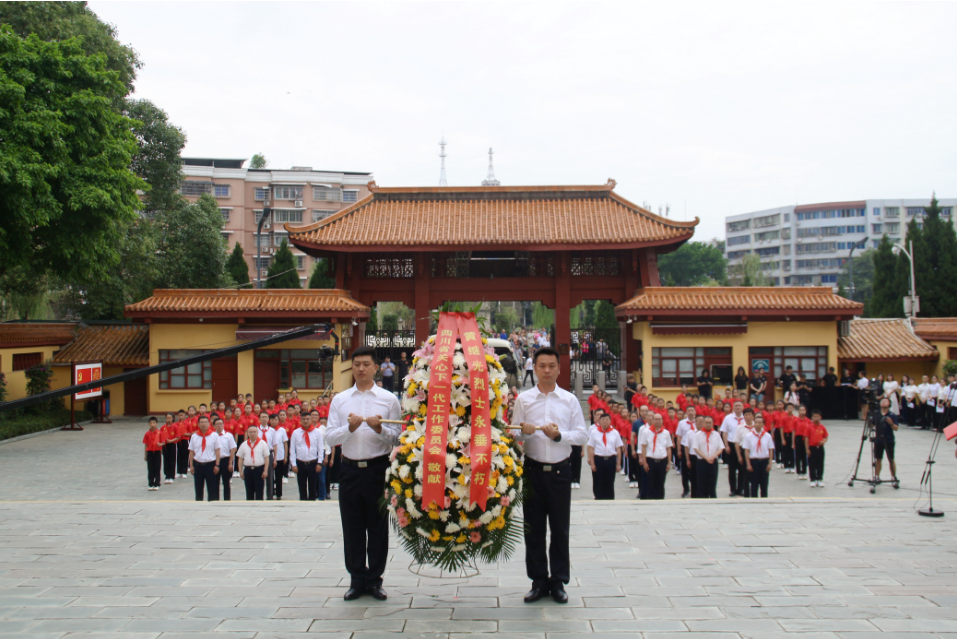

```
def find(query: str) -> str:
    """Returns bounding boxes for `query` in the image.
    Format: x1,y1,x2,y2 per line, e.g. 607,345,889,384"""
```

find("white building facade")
725,197,957,290
180,158,373,286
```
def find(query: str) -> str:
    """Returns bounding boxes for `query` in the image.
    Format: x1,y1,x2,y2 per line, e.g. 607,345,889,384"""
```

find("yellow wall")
0,345,64,403
631,320,840,403
147,322,352,413
928,340,957,378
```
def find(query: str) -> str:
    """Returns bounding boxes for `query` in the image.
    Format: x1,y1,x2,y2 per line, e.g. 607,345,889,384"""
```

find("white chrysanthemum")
453,353,467,368
492,505,502,518
387,505,396,515
479,510,494,525
439,510,450,522
445,522,461,534
493,458,505,470
508,488,517,499
414,464,424,479
497,476,508,493
398,465,410,479
445,453,458,468
452,483,468,500
455,427,470,443
413,484,423,497
452,544,466,552
416,527,430,538
402,397,420,413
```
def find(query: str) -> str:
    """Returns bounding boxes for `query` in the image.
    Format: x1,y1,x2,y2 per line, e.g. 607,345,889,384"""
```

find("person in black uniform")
325,347,401,602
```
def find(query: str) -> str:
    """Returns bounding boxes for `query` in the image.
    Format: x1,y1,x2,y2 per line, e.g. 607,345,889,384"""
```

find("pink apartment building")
180,158,373,285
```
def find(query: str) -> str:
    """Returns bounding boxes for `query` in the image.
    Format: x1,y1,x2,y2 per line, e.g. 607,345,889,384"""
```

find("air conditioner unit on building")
295,200,303,207
261,269,268,278
263,221,271,229
264,199,271,207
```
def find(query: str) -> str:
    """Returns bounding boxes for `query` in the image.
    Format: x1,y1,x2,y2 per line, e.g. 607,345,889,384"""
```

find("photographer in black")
874,397,899,483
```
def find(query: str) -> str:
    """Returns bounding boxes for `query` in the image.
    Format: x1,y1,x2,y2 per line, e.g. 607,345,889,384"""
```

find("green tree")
837,248,875,305
583,300,596,326
250,153,267,169
308,258,336,288
909,194,957,317
266,239,301,288
0,265,50,320
382,314,399,331
735,253,771,286
226,242,250,287
367,306,378,333
0,27,144,287
868,235,906,317
594,300,620,355
531,301,554,328
658,241,729,286
125,99,186,217
155,195,229,288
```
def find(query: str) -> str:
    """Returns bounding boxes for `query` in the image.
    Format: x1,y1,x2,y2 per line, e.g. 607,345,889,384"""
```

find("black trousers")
781,433,794,469
523,459,572,590
382,376,394,392
193,461,219,501
243,465,265,500
162,443,177,480
266,452,275,500
523,370,534,385
683,455,697,497
297,459,320,500
218,457,232,501
809,446,825,481
591,455,616,500
326,446,342,489
146,450,161,487
725,450,741,495
737,449,750,497
339,459,390,590
274,458,286,499
794,435,808,475
176,440,189,475
640,458,667,500
627,446,641,482
774,430,783,464
570,446,583,483
695,458,719,498
749,459,770,497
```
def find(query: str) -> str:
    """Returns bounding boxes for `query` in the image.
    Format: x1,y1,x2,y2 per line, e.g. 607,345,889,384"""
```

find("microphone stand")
919,392,951,518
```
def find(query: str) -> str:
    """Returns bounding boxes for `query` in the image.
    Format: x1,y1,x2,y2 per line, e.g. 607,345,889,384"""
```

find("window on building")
907,207,924,216
213,184,230,198
342,190,359,203
872,224,882,234
753,214,780,228
727,220,751,232
271,209,303,223
273,232,287,247
884,206,900,217
12,352,43,371
726,250,750,260
949,347,957,360
886,222,900,234
313,186,341,202
782,245,791,255
873,207,881,216
781,228,791,240
754,230,780,242
873,240,881,249
254,187,269,201
651,347,732,388
313,209,336,222
220,208,231,222
784,213,790,222
255,256,272,270
181,181,212,196
821,274,838,283
295,255,305,271
159,350,212,389
793,274,814,285
749,346,827,386
280,349,334,389
782,260,791,271
727,234,751,246
941,207,953,217
755,246,780,257
273,186,303,200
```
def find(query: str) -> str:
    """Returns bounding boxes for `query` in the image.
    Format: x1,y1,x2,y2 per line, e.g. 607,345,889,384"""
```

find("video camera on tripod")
849,377,900,493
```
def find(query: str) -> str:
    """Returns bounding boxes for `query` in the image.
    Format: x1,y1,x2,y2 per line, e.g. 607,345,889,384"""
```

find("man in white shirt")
744,416,775,498
694,416,725,498
213,417,237,501
719,401,746,497
586,413,622,500
188,416,221,501
523,356,535,387
675,407,696,498
271,414,289,501
513,347,588,605
733,409,757,497
639,413,673,500
326,346,401,602
291,411,324,501
237,426,270,500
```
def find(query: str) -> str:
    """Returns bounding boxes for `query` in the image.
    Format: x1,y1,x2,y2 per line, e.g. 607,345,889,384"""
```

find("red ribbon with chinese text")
421,313,458,508
456,313,493,511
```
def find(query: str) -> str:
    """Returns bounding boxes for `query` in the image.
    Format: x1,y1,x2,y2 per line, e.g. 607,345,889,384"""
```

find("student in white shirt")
733,409,757,497
291,410,324,501
932,375,946,430
237,426,270,500
587,414,623,500
188,416,221,502
271,414,289,501
744,416,775,498
213,417,237,501
639,413,673,500
883,374,900,415
902,375,919,427
918,374,931,428
694,416,725,499
261,413,279,500
720,401,747,498
675,407,697,498
317,415,333,500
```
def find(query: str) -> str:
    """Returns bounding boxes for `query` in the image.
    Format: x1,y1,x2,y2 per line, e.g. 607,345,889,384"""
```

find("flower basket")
384,313,524,573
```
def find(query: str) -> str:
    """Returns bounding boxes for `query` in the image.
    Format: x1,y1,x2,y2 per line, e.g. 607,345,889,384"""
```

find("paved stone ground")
0,415,955,638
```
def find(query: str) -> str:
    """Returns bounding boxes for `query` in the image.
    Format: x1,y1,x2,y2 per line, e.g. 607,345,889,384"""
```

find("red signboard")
74,363,103,401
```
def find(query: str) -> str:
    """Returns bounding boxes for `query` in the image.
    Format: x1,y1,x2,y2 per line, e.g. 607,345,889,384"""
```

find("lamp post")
893,240,919,318
256,186,272,289
847,237,867,302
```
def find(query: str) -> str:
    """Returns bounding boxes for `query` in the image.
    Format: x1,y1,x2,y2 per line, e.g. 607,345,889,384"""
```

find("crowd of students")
141,390,342,501
581,384,831,500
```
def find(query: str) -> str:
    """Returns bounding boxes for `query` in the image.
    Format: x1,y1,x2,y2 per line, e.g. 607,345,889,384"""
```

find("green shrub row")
0,409,94,442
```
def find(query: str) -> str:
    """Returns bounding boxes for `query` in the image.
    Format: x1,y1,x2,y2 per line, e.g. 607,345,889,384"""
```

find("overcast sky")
91,1,956,240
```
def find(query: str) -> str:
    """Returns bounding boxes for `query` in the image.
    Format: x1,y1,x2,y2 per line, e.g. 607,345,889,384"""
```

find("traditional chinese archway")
287,180,698,389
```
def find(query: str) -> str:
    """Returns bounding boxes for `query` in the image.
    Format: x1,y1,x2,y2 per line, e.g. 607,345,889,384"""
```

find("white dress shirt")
883,381,900,414
318,424,331,455
290,427,323,466
639,428,672,459
720,413,746,440
217,431,237,458
188,431,221,463
587,428,622,457
325,384,401,459
918,383,930,402
512,384,588,464
677,421,699,457
733,423,755,449
856,377,869,390
237,439,270,468
272,427,289,461
675,419,693,449
694,430,725,459
744,429,775,459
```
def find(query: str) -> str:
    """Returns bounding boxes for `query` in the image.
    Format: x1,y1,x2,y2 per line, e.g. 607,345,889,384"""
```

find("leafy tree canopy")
226,242,250,287
658,241,729,286
155,195,230,289
125,99,186,217
250,153,267,169
308,258,336,289
266,239,301,289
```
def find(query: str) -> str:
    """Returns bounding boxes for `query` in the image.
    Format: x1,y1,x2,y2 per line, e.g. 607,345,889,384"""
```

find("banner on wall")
73,363,103,401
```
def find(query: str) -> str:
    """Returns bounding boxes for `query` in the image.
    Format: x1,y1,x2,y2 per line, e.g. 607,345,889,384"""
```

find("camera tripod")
848,404,900,494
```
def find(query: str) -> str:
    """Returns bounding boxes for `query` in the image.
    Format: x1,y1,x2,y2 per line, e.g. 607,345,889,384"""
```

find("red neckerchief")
600,425,613,447
198,429,209,453
754,429,766,455
303,423,315,448
247,435,258,464
652,426,663,455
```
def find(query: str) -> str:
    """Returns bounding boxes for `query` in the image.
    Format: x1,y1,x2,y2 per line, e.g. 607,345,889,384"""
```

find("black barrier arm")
0,324,334,414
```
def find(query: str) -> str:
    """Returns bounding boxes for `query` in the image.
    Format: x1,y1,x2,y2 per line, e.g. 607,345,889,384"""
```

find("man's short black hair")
148,416,157,423
811,409,822,417
785,365,793,370
743,407,754,415
533,347,560,365
269,413,279,421
352,345,377,364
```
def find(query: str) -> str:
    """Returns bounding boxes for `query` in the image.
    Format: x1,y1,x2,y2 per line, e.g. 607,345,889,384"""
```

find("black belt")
525,457,570,472
596,455,616,460
342,455,389,468
194,460,215,465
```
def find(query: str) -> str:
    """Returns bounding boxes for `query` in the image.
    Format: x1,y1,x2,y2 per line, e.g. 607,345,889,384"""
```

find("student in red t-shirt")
159,412,178,484
287,389,302,407
769,400,786,467
780,403,796,473
805,409,829,487
143,416,163,491
794,405,811,480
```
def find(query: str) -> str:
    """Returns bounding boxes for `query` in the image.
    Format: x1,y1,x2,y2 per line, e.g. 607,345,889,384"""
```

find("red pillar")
414,253,431,348
555,252,571,390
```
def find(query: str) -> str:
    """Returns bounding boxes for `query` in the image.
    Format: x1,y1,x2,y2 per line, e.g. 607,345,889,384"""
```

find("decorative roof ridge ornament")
367,180,379,192
604,178,617,190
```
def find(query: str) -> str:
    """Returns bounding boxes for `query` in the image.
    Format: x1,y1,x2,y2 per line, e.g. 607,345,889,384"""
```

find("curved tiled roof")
838,319,938,361
125,289,369,316
0,323,77,347
286,181,697,250
615,287,863,313
912,318,957,341
53,325,150,367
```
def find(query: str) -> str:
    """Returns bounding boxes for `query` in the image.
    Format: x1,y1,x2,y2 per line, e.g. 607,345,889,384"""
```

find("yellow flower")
391,480,402,492
507,476,514,486
458,455,470,465
405,489,413,499
402,476,413,484
459,511,468,522
416,437,425,447
515,466,523,477
442,535,454,541
455,534,467,543
494,516,506,528
419,405,427,416
457,474,469,486
428,529,440,542
454,406,466,417
428,510,441,520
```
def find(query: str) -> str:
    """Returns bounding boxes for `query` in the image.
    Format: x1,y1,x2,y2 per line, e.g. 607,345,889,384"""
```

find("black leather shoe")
551,584,569,604
343,587,363,601
524,587,546,603
367,586,388,601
